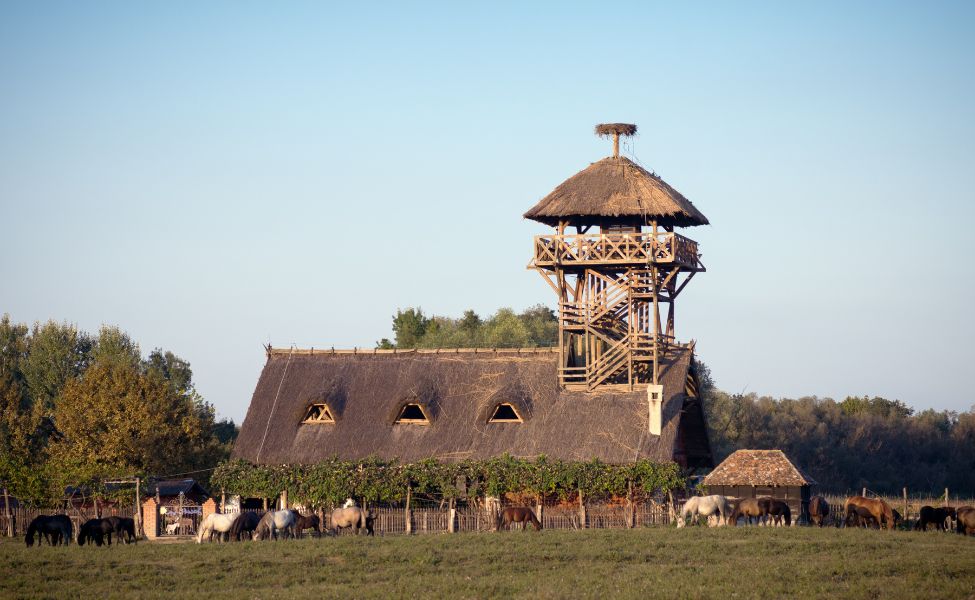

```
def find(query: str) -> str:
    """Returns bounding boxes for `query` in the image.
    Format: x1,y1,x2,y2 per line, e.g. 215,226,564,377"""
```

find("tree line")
212,455,684,507
0,315,236,505
697,362,975,495
376,305,558,349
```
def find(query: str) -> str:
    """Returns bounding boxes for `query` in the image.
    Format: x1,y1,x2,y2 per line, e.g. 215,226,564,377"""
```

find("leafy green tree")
21,320,92,412
391,308,430,348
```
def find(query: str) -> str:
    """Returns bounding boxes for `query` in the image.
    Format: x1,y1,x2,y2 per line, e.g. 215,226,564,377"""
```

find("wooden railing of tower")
534,227,702,391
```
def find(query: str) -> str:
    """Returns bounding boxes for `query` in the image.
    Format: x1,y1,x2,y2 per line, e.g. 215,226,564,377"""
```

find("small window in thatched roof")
395,403,430,425
302,403,335,424
488,403,523,423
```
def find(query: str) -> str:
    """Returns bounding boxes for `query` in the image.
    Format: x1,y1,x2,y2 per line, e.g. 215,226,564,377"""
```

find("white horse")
196,513,240,543
676,495,734,528
343,498,356,508
253,509,297,540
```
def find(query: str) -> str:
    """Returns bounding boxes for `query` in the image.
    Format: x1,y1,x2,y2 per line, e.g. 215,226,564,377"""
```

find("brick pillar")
202,498,218,521
142,498,159,540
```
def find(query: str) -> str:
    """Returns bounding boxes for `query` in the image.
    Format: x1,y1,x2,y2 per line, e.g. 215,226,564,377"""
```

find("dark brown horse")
854,506,879,528
228,511,263,541
808,496,830,527
497,507,541,531
914,506,956,532
955,506,975,535
291,511,322,538
766,499,792,527
844,496,895,530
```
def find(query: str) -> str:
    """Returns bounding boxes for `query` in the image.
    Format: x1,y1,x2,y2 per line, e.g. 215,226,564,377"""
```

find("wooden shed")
702,449,816,522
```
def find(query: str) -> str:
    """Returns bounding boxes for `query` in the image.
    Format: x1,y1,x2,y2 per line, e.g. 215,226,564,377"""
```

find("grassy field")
2,528,974,599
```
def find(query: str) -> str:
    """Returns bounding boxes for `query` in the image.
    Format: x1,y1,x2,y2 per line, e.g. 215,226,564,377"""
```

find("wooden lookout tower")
525,123,708,395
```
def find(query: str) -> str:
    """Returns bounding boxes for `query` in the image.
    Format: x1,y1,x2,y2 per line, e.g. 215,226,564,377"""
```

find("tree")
47,358,220,486
21,320,92,413
391,308,429,348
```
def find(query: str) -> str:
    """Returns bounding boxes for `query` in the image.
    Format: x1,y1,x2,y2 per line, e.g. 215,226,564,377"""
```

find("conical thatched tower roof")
524,124,709,228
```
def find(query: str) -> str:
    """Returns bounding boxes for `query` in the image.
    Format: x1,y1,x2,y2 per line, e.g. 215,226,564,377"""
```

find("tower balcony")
531,232,701,270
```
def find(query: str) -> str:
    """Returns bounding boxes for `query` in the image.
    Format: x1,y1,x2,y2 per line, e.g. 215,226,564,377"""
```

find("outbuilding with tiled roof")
703,449,816,522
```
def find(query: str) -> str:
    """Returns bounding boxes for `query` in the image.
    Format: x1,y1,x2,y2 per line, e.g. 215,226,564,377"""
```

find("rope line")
256,345,295,462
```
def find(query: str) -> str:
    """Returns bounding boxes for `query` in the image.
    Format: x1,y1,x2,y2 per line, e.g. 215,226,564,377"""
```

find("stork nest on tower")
594,123,637,137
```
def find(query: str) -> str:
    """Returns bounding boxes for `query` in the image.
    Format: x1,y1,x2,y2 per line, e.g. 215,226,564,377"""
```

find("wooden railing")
532,232,699,268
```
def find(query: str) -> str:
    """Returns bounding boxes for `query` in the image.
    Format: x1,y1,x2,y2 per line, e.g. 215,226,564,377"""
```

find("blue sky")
2,1,973,422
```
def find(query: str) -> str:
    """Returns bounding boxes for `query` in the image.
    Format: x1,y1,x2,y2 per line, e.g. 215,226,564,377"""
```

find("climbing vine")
211,455,685,506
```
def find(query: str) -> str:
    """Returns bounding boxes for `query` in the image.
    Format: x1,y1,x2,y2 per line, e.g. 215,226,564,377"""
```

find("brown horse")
914,506,956,532
497,507,541,531
955,506,975,535
731,498,766,526
291,512,322,538
808,496,830,527
844,496,895,530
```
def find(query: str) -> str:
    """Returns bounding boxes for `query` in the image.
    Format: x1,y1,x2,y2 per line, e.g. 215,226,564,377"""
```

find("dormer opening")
302,403,335,424
395,403,430,425
488,403,523,423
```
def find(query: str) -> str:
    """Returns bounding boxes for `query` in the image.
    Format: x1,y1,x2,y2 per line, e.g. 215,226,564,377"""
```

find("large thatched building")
233,124,713,469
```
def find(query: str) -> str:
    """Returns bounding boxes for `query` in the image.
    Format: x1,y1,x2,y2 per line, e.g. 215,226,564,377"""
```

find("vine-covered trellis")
211,454,685,507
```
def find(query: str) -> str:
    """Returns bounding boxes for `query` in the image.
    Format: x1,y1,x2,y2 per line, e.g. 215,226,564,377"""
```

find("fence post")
448,497,456,533
903,487,908,524
405,484,412,535
578,490,587,529
3,487,12,538
536,496,543,530
862,487,867,498
134,477,142,537
944,488,949,507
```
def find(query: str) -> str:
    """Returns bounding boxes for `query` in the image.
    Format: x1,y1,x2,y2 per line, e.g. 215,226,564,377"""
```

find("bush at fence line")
211,455,685,508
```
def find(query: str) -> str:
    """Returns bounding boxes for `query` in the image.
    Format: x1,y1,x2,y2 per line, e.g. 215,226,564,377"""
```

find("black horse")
105,516,137,543
228,511,263,541
25,515,73,547
915,506,956,531
78,518,116,546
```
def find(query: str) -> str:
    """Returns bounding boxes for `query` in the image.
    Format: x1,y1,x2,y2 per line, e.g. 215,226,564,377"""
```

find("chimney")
648,384,663,435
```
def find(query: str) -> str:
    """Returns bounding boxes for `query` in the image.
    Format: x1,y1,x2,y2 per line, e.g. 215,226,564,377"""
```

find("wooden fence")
1,503,140,539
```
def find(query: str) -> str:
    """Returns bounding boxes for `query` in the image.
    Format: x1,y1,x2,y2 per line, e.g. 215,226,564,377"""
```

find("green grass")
2,528,974,599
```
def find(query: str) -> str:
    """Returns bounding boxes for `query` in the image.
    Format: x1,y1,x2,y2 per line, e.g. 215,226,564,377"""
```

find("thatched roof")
232,347,711,466
702,450,817,487
524,156,709,228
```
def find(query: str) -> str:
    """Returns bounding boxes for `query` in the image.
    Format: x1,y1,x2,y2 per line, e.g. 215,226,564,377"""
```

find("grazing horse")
292,511,322,538
253,509,297,540
227,511,262,541
113,517,137,543
196,513,240,544
955,506,975,535
78,518,116,546
915,506,956,532
844,496,895,530
330,507,373,536
854,506,879,529
25,515,72,547
731,497,767,526
766,499,792,527
677,495,733,528
496,507,542,531
809,496,830,527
